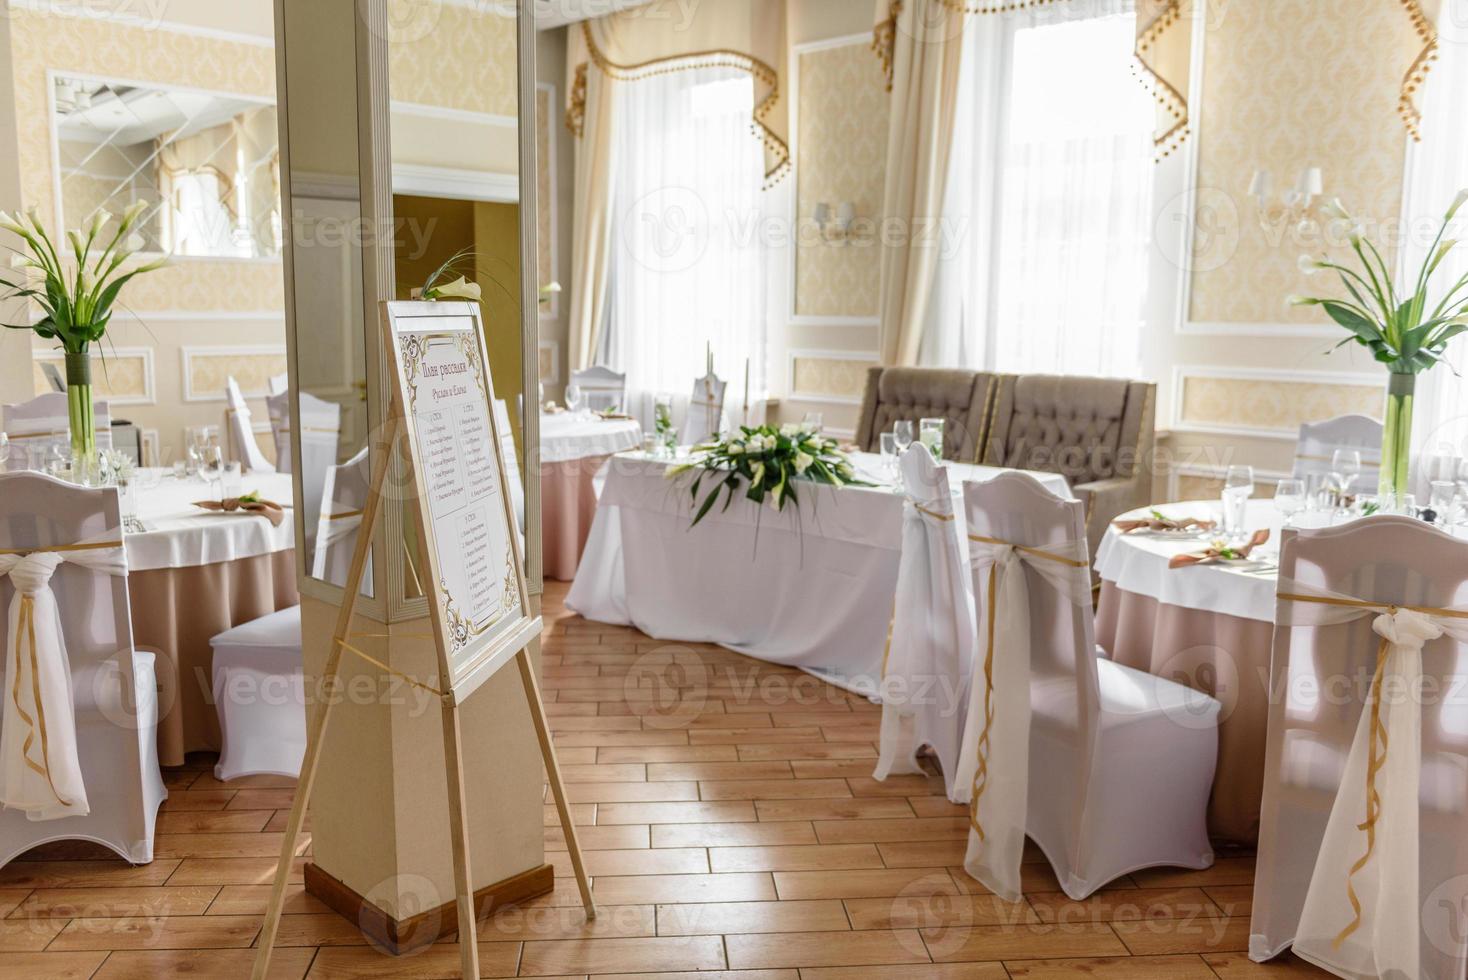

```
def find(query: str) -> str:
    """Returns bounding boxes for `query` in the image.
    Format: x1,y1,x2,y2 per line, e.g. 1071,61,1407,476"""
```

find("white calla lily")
429,275,482,301
1447,189,1468,222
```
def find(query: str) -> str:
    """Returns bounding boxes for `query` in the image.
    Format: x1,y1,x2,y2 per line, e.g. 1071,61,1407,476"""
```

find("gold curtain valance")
565,1,791,188
1397,0,1440,141
871,0,1194,161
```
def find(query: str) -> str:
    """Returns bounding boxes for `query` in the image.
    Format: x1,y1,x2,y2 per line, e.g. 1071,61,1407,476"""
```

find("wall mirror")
51,74,281,260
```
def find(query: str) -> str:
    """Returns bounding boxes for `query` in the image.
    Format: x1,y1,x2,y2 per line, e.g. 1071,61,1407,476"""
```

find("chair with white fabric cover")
268,391,341,563
875,445,973,802
313,446,371,590
685,372,726,446
954,472,1219,903
209,605,304,781
1249,517,1468,979
0,472,165,866
2,392,112,469
223,377,276,474
268,372,289,395
1293,414,1381,494
493,399,526,546
570,365,627,414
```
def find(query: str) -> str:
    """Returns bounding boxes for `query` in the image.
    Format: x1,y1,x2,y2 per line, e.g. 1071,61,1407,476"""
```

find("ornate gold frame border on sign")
570,21,791,188
381,300,537,701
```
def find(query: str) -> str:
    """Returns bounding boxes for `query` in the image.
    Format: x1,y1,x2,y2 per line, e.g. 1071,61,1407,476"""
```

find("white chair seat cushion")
210,605,301,655
1095,658,1221,727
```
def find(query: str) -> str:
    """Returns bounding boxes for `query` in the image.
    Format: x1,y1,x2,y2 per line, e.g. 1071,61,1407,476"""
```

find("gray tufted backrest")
982,374,1150,485
854,367,995,461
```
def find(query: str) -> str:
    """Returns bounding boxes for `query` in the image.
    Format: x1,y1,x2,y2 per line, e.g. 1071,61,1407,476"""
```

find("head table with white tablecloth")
1094,497,1285,843
567,451,1070,692
540,412,643,581
125,470,298,766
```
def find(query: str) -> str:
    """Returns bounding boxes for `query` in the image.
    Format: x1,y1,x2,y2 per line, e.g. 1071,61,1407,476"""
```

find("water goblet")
1274,478,1305,528
1221,465,1254,538
893,420,914,454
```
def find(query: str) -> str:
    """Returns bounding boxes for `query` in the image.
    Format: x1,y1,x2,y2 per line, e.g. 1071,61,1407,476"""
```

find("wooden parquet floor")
0,581,1329,978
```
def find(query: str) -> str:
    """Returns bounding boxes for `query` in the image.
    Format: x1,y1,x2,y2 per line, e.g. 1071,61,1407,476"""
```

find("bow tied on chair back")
1280,581,1468,979
0,539,127,821
959,532,1090,903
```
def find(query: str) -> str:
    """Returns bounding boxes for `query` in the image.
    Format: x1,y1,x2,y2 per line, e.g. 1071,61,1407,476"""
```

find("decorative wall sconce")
813,201,858,246
1248,167,1325,235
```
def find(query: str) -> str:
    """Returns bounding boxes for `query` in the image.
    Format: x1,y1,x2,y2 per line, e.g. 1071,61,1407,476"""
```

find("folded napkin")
598,412,633,421
194,494,286,527
1169,529,1270,569
1114,511,1218,534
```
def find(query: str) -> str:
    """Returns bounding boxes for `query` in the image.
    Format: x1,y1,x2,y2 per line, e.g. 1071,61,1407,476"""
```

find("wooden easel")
252,309,595,980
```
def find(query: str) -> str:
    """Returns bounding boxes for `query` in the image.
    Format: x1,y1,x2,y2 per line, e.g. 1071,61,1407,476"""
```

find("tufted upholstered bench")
853,366,996,462
980,374,1155,551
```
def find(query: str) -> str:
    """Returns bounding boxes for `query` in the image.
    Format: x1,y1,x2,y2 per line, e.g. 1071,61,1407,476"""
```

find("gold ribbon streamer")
10,596,71,809
333,637,448,700
965,534,1089,841
1278,591,1468,948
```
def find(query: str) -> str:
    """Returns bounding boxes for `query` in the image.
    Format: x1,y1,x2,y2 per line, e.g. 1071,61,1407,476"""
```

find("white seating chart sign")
384,300,539,698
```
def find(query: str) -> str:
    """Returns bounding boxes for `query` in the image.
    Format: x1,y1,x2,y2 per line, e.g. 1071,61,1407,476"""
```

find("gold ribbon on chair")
1278,590,1468,948
10,595,70,808
881,501,955,676
965,534,1088,842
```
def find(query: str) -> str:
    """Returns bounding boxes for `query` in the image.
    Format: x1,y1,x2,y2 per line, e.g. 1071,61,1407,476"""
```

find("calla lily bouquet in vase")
667,423,870,528
1291,192,1468,504
0,203,167,481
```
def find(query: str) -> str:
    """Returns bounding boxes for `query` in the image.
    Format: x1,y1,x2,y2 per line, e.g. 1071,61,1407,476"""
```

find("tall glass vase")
1379,371,1415,504
64,349,97,484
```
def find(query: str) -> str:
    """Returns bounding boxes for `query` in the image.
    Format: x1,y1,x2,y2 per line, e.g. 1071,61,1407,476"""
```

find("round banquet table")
125,470,298,766
1094,498,1284,843
540,412,643,581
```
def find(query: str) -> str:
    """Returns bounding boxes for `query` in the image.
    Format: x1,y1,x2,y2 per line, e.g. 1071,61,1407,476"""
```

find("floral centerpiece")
1291,193,1468,502
667,423,868,527
0,204,167,479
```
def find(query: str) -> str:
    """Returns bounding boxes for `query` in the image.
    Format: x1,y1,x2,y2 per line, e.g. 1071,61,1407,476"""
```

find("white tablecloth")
567,452,1070,692
540,413,644,464
1095,499,1283,624
126,470,296,572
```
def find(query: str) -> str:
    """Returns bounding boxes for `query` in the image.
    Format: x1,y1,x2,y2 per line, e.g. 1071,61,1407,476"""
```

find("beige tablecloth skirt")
129,550,299,767
1094,581,1273,844
542,455,611,582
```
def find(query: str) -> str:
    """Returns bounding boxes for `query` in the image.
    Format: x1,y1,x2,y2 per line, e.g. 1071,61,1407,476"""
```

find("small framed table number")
252,301,594,980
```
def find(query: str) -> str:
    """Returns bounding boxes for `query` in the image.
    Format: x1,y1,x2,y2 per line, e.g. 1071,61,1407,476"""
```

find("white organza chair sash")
959,532,1091,903
0,535,127,821
875,454,974,800
1275,578,1468,980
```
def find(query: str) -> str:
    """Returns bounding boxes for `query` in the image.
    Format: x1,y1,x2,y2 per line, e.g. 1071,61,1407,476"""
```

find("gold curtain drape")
1397,0,1440,140
872,0,966,367
1133,0,1190,160
563,0,790,373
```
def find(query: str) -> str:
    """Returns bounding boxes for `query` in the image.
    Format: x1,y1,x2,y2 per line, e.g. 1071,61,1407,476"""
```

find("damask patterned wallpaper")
387,0,517,118
795,42,888,319
1178,375,1383,434
1188,0,1419,326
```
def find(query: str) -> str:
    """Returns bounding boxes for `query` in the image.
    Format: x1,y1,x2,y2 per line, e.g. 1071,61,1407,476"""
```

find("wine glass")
1222,465,1254,538
879,432,899,485
565,384,583,417
893,420,914,454
802,412,824,434
1431,480,1456,524
1274,478,1305,528
1330,448,1362,503
202,444,224,500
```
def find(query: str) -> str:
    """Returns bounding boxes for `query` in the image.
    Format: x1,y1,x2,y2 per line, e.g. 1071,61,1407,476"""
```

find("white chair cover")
493,399,527,547
265,391,291,475
224,377,276,474
685,373,727,446
1294,414,1382,494
955,473,1219,903
268,372,289,395
0,473,163,864
571,365,627,414
313,446,371,591
1251,517,1468,980
211,605,304,782
875,445,973,802
3,393,111,469
271,391,341,564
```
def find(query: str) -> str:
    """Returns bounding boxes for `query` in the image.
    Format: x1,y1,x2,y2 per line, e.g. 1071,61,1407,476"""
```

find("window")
601,66,768,419
924,3,1155,378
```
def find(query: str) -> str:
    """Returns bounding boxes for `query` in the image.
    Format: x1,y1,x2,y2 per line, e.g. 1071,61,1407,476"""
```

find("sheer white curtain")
922,1,1154,378
1405,9,1468,463
600,66,768,428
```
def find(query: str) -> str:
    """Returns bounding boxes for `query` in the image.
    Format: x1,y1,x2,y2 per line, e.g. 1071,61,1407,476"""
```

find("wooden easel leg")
440,700,482,979
516,647,596,918
252,415,399,980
